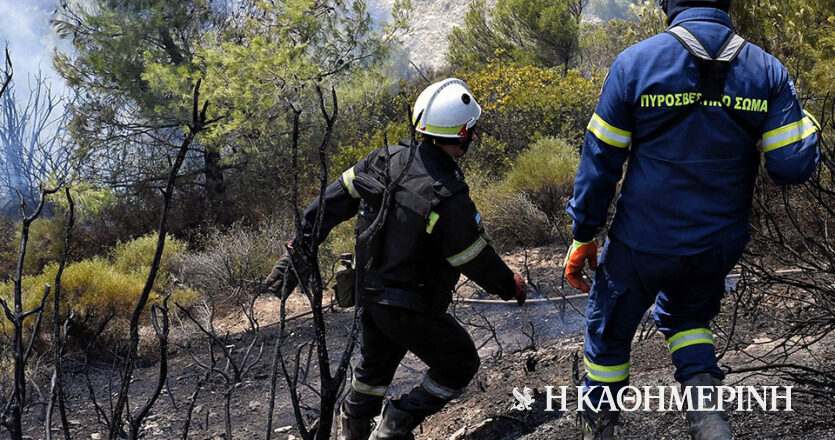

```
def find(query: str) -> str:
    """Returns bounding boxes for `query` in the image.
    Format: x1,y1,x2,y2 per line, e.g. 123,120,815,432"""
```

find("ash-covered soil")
419,331,835,440
13,245,835,440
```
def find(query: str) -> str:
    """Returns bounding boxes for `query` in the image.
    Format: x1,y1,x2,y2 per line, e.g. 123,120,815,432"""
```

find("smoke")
0,0,74,98
0,0,78,217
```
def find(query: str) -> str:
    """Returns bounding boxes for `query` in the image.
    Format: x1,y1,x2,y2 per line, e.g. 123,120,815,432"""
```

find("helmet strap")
459,130,476,154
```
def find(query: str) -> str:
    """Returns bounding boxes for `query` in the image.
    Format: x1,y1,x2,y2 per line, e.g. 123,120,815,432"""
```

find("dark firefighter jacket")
295,139,516,315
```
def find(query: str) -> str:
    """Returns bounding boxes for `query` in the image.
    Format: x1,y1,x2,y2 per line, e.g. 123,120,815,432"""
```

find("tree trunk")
203,144,232,226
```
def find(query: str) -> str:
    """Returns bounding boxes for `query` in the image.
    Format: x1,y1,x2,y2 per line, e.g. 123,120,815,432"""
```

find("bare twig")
0,47,11,100
181,344,215,440
45,187,75,440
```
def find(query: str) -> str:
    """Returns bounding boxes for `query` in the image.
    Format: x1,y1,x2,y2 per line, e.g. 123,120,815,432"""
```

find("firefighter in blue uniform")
266,79,527,440
563,1,821,439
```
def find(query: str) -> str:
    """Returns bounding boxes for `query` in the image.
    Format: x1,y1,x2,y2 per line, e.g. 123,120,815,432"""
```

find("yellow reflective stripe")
572,239,592,249
351,377,387,396
587,113,631,148
563,239,593,266
421,375,459,399
584,357,629,383
341,167,360,199
447,236,487,267
803,109,822,131
426,211,440,234
667,328,714,355
762,117,817,152
419,123,466,135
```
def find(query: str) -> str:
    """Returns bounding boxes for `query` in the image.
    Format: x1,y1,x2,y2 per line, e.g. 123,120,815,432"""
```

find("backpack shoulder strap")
715,33,747,62
634,26,751,145
667,25,714,61
666,25,747,62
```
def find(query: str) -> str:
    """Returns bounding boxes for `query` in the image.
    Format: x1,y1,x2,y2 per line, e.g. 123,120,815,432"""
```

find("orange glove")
564,240,598,293
513,273,526,306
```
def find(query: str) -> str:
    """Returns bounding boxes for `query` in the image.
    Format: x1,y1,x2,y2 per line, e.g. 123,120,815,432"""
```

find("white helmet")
412,78,482,139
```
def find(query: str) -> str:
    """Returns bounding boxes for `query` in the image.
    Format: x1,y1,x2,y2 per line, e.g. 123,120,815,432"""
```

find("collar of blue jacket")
669,7,733,30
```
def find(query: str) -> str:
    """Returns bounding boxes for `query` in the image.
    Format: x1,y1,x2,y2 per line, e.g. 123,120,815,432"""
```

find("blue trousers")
582,234,746,406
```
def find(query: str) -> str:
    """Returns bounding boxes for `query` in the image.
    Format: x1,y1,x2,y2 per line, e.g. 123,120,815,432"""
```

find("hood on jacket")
662,0,731,25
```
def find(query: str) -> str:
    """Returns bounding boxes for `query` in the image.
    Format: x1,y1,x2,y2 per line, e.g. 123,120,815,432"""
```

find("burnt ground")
10,245,835,439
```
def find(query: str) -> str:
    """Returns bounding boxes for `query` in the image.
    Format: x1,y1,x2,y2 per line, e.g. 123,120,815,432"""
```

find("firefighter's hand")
265,257,299,297
564,240,598,293
513,273,526,306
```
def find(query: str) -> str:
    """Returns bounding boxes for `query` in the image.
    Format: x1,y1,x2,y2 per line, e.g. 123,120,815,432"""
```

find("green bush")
460,133,513,177
112,233,186,276
0,236,196,353
472,184,554,251
0,214,69,279
470,136,580,250
504,136,580,220
464,63,598,159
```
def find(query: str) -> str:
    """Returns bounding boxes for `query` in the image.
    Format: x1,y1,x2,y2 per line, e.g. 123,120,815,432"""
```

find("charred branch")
0,184,59,440
108,78,218,440
0,47,11,101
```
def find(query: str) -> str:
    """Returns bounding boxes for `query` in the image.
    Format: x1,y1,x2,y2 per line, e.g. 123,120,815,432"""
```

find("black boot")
683,373,732,440
582,409,619,440
340,408,373,440
368,401,421,440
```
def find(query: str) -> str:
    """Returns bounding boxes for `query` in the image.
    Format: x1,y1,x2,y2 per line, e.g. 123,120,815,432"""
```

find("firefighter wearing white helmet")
413,78,482,144
265,78,525,440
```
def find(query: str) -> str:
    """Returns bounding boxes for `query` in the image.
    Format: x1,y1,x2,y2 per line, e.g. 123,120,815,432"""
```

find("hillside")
369,0,602,70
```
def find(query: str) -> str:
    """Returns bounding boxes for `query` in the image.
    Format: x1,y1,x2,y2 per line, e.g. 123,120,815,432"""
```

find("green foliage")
504,136,579,218
460,134,513,176
625,0,666,41
590,0,639,20
328,69,417,179
577,20,632,75
732,0,834,93
54,0,408,231
463,63,598,158
0,218,15,280
731,0,834,148
111,234,187,278
197,0,408,145
448,0,586,72
0,187,136,281
471,137,580,250
577,1,665,75
17,215,67,277
320,220,357,271
471,177,554,251
54,0,209,128
0,239,196,351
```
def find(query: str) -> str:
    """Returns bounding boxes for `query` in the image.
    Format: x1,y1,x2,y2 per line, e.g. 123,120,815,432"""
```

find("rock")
275,426,293,433
249,400,262,411
449,426,467,440
91,434,102,440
